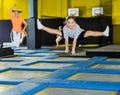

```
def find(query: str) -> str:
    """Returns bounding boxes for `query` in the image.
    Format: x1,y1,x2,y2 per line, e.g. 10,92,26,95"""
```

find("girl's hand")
13,4,16,7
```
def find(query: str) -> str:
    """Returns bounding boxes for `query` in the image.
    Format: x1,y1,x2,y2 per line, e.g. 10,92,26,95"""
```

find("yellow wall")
0,0,28,20
112,0,120,25
112,0,120,43
61,0,68,18
38,0,67,18
69,0,100,17
38,0,42,18
41,0,62,17
0,0,3,19
113,25,120,44
1,0,120,23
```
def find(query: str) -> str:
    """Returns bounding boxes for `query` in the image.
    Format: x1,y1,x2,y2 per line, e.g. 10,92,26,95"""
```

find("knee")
56,36,62,42
84,30,91,37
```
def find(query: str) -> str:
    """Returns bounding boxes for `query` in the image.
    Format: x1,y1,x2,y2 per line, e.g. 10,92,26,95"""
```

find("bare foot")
65,49,69,53
71,51,76,54
55,45,60,48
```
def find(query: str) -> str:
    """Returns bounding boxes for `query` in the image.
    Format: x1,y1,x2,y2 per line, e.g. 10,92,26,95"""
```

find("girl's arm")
10,4,16,17
65,38,69,53
22,20,28,32
10,4,16,12
71,38,77,54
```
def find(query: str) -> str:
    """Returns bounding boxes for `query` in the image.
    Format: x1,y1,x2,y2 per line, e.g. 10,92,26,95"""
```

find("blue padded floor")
0,47,120,95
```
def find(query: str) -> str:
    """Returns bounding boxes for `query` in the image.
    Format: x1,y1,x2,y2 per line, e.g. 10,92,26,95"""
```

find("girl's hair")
64,16,76,24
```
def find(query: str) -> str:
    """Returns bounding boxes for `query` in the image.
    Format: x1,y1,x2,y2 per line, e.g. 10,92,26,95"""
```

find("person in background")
10,4,27,48
37,19,62,48
55,26,63,48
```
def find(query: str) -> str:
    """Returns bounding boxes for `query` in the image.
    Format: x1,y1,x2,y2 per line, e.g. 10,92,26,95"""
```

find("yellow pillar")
0,0,3,19
61,0,68,18
38,0,42,18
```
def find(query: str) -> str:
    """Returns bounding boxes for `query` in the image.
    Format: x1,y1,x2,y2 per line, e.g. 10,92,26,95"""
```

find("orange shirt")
10,11,27,32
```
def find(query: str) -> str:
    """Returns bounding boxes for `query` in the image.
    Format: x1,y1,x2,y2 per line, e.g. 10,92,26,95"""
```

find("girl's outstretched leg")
37,19,62,36
37,19,43,29
103,26,109,37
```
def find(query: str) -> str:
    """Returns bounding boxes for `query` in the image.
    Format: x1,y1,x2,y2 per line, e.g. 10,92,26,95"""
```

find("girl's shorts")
78,31,87,40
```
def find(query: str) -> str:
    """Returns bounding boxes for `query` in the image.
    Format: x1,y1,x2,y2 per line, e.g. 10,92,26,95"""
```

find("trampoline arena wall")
0,16,112,47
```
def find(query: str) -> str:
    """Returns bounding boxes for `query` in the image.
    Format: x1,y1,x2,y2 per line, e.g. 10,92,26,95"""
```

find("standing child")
10,4,27,48
55,26,63,48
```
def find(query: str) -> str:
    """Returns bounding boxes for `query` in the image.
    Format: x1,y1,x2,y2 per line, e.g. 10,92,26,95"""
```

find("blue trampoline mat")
0,47,120,95
34,87,117,95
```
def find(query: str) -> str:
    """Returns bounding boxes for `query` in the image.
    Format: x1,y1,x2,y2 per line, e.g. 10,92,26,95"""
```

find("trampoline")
92,64,120,69
0,62,20,66
28,62,73,69
55,57,90,61
68,72,120,82
0,84,14,92
34,87,117,95
0,47,120,95
0,70,51,81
